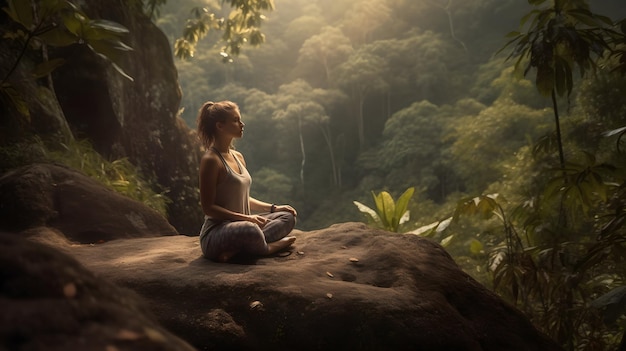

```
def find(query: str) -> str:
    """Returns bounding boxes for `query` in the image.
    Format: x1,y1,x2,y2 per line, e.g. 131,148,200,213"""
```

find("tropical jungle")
1,0,625,349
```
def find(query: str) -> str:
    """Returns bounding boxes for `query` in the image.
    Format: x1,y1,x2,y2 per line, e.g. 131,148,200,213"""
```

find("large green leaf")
62,11,85,37
31,58,66,78
5,0,34,30
394,187,414,227
535,65,554,97
37,26,78,46
380,191,395,230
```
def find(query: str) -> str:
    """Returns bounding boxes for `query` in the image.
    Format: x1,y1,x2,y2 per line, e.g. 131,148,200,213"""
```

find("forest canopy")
155,0,626,348
1,0,625,349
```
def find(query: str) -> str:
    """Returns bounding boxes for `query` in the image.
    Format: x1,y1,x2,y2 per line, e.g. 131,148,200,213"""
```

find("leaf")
440,234,454,248
436,217,452,233
590,286,626,324
0,84,30,119
7,0,34,30
352,201,378,219
31,58,66,78
469,239,484,255
394,187,414,226
554,56,568,97
380,191,395,230
89,19,129,34
535,65,554,97
505,31,521,39
406,221,438,237
62,11,85,37
353,200,380,224
37,26,78,47
109,60,134,81
603,126,626,138
398,210,410,225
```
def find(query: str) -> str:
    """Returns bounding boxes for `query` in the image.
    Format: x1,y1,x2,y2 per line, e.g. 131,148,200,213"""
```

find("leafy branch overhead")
2,0,134,82
174,0,274,61
500,0,616,98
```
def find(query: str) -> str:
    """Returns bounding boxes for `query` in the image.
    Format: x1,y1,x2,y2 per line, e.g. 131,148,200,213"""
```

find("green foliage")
445,173,626,350
499,0,622,171
2,0,134,82
250,167,294,205
0,138,170,216
353,187,414,233
46,139,170,216
500,1,614,98
174,0,274,60
1,0,134,141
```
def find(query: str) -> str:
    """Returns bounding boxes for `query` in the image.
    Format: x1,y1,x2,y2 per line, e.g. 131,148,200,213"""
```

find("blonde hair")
196,100,239,147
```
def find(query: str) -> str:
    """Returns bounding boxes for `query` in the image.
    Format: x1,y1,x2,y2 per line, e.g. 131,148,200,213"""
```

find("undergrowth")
0,136,170,216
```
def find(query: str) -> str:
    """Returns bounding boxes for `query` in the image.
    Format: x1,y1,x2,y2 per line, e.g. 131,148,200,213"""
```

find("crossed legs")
201,211,296,262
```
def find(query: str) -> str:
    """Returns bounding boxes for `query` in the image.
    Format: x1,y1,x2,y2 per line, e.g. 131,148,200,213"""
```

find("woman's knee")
275,211,296,230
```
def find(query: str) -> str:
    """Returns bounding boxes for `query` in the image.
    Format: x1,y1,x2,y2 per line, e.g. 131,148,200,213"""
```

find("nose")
240,121,245,127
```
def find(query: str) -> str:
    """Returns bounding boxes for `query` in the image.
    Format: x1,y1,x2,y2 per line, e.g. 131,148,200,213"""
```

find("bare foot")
267,236,296,255
217,251,238,263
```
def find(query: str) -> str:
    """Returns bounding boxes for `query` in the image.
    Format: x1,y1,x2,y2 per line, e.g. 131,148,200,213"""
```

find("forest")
160,0,626,348
2,0,626,349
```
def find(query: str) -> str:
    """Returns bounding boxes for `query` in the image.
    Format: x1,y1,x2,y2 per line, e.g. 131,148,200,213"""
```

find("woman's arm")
250,197,298,217
233,150,297,217
249,197,273,213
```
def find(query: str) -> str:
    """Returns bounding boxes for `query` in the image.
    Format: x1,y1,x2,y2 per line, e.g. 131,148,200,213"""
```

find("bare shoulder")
200,151,221,170
232,149,246,165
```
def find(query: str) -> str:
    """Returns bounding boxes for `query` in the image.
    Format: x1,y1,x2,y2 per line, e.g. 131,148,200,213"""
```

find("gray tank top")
199,148,252,238
210,147,251,216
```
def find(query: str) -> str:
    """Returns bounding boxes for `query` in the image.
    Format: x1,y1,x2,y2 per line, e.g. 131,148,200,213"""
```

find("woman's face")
219,109,245,138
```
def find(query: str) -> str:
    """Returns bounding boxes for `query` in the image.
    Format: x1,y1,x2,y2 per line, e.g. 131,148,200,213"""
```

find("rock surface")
27,222,562,351
0,163,177,243
0,231,196,351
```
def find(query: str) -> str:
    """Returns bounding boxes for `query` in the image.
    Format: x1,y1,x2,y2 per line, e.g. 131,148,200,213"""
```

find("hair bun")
204,101,215,110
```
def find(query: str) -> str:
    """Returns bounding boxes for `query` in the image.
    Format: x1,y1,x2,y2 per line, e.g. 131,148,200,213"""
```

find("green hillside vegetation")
1,0,624,349
157,0,626,348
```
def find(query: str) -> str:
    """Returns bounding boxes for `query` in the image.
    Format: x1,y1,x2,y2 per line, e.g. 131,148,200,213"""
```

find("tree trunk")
320,124,338,187
298,114,306,185
551,89,565,170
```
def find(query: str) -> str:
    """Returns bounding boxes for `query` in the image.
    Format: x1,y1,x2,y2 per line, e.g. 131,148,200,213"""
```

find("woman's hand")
275,205,297,217
246,214,270,227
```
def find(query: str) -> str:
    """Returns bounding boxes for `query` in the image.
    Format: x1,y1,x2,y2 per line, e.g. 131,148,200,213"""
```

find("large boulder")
30,222,562,351
0,231,196,351
49,0,203,235
0,163,177,243
0,1,203,235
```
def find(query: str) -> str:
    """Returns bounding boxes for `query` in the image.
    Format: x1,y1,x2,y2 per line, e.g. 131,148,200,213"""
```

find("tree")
174,0,274,61
295,26,353,88
423,0,468,52
448,98,552,192
500,0,615,170
273,80,334,187
334,49,388,152
341,0,391,46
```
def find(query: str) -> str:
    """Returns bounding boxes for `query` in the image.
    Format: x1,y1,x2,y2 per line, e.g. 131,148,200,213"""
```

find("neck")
212,137,232,153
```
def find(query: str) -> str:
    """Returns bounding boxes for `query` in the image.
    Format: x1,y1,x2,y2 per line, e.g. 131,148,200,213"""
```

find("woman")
197,100,297,262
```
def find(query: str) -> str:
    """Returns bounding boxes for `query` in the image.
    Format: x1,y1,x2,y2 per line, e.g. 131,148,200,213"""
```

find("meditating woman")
197,100,297,262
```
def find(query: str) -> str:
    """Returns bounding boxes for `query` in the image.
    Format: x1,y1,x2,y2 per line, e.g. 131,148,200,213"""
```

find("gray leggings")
200,212,296,261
